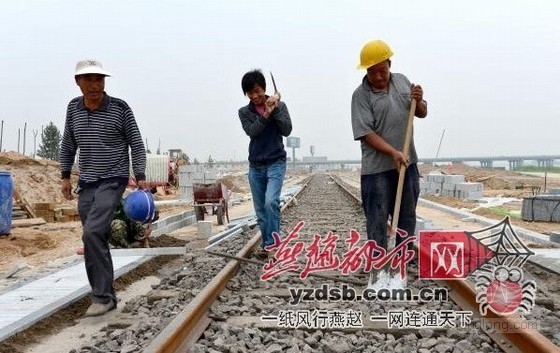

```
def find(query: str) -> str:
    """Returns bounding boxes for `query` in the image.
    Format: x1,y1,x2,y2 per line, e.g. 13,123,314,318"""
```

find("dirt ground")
1,153,560,278
0,153,308,277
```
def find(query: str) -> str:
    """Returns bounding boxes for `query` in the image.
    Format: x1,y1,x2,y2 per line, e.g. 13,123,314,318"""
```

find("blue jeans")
248,160,286,249
361,164,420,250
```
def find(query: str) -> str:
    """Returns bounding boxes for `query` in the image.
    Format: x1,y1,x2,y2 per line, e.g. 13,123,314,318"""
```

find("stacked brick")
420,173,484,200
34,203,80,223
178,165,218,200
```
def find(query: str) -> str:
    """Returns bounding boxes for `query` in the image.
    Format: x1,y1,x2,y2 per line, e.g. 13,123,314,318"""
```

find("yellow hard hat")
356,40,393,70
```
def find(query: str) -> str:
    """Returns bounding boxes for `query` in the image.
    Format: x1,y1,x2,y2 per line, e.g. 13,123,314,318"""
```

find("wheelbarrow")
192,182,230,225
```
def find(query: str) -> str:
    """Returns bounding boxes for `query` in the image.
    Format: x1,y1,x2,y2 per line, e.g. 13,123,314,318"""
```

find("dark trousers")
361,164,420,250
78,179,126,304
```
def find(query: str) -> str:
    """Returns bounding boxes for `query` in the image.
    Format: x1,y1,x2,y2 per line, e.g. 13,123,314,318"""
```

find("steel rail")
441,278,559,353
148,174,558,353
145,180,309,353
330,173,560,353
144,233,260,353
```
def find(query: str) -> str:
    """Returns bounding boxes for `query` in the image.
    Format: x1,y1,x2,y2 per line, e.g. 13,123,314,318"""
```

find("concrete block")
427,174,445,183
429,181,443,190
443,175,465,183
442,183,456,191
456,182,483,192
197,220,213,237
522,196,560,222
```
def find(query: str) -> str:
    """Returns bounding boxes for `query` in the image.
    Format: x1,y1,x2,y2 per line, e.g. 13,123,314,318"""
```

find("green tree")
37,122,61,161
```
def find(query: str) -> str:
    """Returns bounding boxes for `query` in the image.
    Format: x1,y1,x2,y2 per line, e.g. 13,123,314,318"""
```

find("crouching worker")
110,201,159,248
111,189,159,248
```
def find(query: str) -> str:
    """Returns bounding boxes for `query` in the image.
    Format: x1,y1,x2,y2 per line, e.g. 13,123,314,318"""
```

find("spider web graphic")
466,217,534,268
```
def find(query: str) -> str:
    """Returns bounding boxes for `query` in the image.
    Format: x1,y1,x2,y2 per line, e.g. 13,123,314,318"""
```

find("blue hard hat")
123,190,155,223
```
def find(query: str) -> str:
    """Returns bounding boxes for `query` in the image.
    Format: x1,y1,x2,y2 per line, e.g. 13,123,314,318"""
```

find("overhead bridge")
218,155,560,169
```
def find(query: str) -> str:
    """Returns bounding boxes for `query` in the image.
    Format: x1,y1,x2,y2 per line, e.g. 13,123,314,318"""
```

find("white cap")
74,59,112,76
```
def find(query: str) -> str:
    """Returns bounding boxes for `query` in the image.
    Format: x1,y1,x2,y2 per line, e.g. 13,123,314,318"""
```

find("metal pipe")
204,229,243,250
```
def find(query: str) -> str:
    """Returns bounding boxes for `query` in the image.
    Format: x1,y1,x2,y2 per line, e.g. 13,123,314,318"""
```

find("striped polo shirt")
59,93,146,183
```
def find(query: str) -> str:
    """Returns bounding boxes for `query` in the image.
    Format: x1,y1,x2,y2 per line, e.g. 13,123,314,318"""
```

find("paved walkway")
0,248,185,341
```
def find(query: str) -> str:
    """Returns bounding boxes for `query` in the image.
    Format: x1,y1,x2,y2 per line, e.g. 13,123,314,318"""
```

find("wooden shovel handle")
391,99,417,235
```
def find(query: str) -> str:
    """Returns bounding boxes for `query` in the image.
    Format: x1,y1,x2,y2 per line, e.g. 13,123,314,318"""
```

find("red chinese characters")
261,221,306,280
300,231,341,279
261,222,415,281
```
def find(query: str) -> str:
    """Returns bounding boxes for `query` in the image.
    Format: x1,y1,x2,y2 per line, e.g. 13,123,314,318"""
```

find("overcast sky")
1,0,558,162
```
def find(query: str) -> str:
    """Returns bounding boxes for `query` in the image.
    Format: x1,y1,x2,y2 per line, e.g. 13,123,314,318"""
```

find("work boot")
85,301,116,317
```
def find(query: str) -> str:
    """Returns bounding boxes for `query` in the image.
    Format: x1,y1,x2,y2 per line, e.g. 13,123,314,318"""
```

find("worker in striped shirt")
59,59,147,317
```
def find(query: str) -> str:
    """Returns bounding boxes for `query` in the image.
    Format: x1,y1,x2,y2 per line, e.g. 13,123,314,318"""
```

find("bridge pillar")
480,160,493,169
537,159,553,168
508,159,523,170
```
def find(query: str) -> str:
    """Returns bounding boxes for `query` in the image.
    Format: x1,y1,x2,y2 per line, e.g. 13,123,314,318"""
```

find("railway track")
3,172,558,352
145,172,560,353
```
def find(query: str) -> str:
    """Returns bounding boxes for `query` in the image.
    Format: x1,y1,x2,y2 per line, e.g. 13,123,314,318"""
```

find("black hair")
241,69,266,94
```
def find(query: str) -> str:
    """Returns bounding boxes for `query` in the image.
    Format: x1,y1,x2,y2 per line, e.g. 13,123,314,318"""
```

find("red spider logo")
476,265,536,316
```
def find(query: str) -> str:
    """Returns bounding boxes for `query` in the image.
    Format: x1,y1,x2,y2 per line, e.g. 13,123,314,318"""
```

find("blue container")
0,171,14,235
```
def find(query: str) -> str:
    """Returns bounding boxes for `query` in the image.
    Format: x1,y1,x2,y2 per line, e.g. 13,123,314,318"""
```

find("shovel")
387,98,417,250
